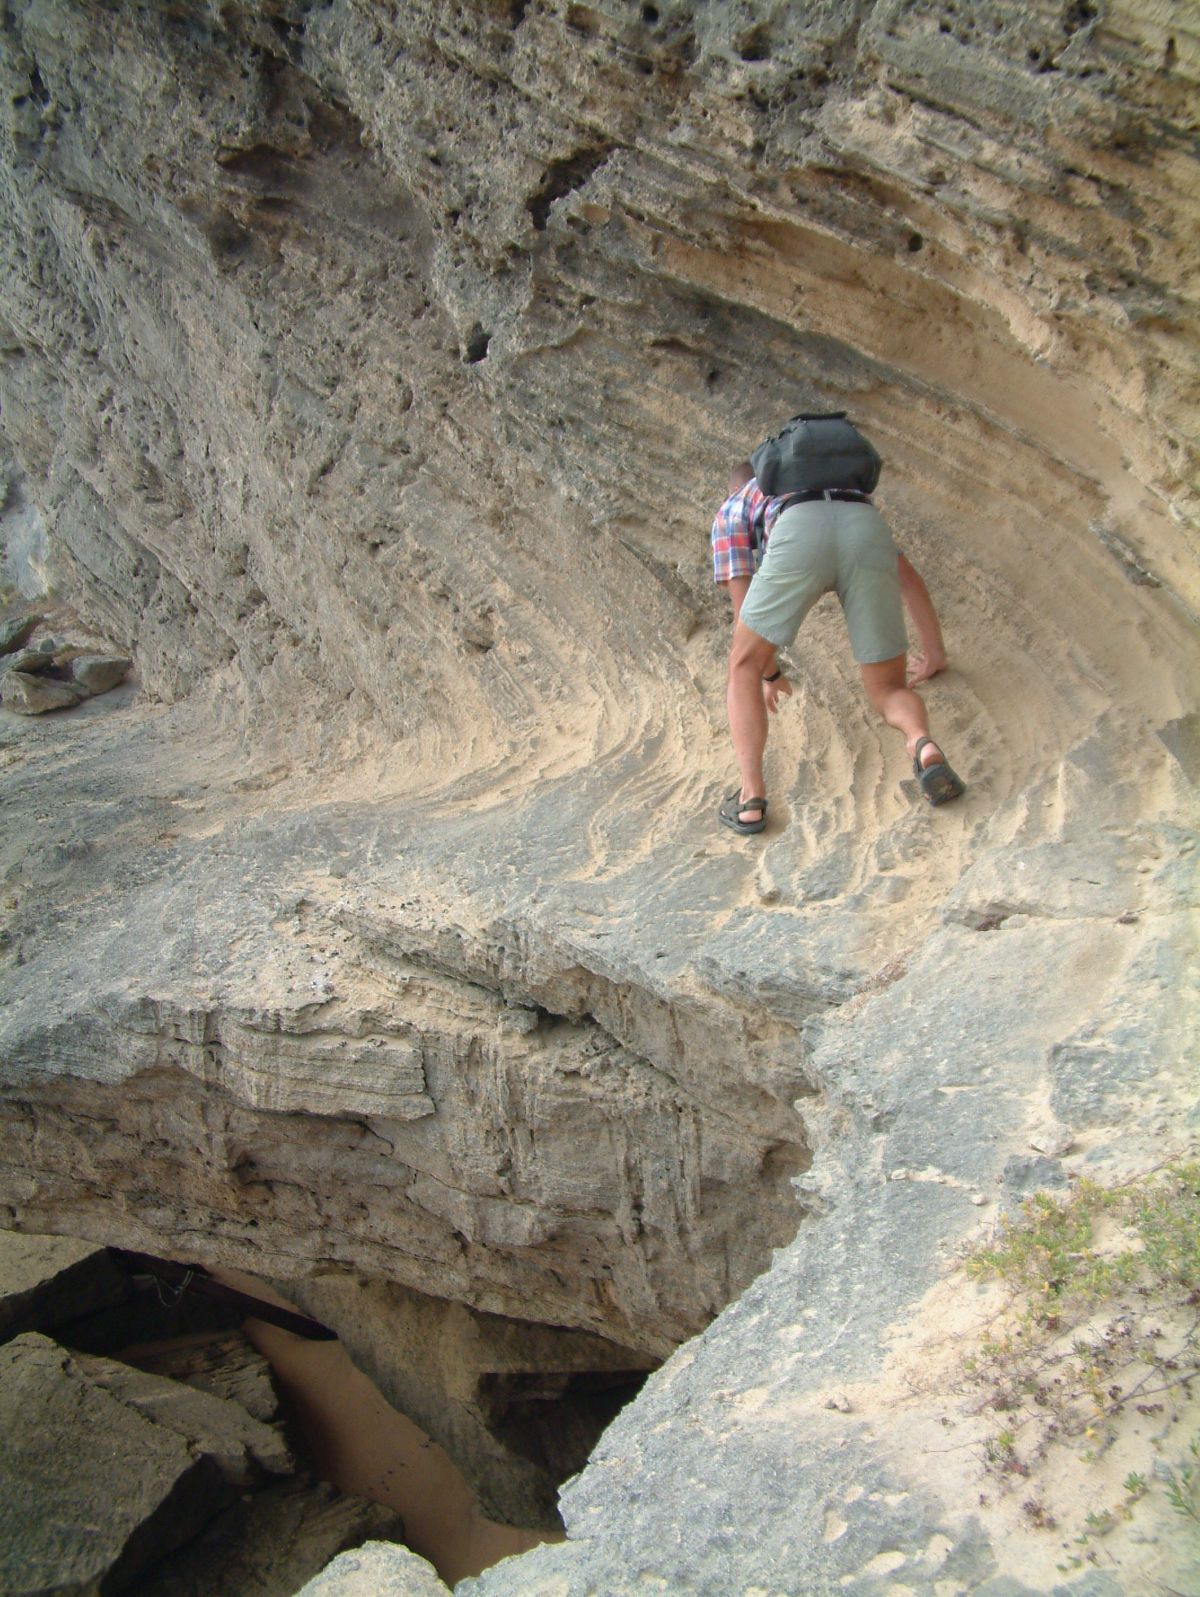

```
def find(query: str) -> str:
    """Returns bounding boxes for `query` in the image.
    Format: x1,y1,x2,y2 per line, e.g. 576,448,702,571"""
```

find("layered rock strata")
0,795,808,1358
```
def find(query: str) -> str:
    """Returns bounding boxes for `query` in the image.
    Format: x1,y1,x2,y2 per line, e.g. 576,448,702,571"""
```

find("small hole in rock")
737,25,771,61
464,325,492,363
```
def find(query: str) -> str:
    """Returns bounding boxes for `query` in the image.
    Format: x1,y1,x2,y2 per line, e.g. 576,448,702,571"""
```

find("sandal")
719,792,768,835
913,737,965,806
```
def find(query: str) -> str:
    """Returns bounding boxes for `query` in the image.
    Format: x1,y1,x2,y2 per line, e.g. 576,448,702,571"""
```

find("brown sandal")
719,792,768,834
913,738,965,806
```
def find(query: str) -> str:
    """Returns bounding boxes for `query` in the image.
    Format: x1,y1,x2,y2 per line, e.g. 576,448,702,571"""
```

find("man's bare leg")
859,654,941,758
726,620,778,824
860,657,962,805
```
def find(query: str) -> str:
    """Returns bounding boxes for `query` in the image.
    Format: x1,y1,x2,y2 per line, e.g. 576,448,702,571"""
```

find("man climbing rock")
712,414,964,836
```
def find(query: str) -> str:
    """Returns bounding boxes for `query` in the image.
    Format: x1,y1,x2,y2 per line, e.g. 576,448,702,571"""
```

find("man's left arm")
898,552,948,686
724,574,752,621
760,651,792,713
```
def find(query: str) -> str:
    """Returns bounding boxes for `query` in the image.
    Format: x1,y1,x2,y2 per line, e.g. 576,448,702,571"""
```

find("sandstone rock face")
0,2,1197,1594
0,883,804,1357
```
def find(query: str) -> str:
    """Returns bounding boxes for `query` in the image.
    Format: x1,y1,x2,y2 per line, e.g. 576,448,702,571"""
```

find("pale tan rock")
0,614,40,654
0,647,49,674
124,1329,283,1425
293,1541,451,1597
0,3,1196,1595
70,1346,296,1486
1,670,83,714
68,653,132,696
0,1333,228,1597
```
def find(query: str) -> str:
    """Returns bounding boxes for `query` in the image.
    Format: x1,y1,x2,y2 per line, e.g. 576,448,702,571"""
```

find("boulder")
69,1345,296,1486
0,647,51,674
124,1328,283,1425
0,614,41,654
0,1332,230,1596
69,653,133,696
0,1328,404,1597
1,670,84,715
131,1485,406,1597
292,1541,451,1597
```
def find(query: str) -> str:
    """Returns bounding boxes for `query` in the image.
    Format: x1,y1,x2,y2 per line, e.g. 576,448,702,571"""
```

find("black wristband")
763,669,782,682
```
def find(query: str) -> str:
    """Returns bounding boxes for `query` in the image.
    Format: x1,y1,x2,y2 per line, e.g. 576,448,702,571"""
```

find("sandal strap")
721,793,767,817
912,736,942,775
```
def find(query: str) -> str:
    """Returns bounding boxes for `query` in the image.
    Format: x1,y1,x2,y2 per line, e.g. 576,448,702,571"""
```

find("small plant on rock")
1164,1434,1200,1523
959,1162,1200,1553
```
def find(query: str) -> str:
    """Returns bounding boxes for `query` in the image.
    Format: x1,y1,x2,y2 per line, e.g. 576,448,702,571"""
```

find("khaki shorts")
739,500,907,665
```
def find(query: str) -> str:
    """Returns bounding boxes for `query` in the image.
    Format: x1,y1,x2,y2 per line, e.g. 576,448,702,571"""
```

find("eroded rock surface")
1,1,1197,1593
294,1541,451,1597
1,668,84,713
122,1329,284,1426
0,1263,406,1597
0,1332,233,1597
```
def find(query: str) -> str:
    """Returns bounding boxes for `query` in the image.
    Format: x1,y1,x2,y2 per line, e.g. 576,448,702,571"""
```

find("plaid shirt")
711,480,781,583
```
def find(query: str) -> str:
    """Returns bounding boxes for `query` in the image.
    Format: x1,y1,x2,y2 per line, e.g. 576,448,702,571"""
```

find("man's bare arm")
722,575,752,623
898,552,947,686
725,579,792,711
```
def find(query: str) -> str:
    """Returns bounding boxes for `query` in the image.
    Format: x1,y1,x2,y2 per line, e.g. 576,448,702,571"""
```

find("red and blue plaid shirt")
711,480,783,583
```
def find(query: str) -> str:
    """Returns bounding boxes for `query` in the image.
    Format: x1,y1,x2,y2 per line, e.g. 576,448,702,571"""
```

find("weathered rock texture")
294,1541,451,1597
0,1332,231,1596
294,1539,453,1597
122,1329,285,1425
0,1,1197,1593
0,1243,406,1597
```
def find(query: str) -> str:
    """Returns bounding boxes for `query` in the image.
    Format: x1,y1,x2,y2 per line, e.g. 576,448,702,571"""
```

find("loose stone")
68,654,132,696
0,649,51,675
0,615,41,655
1,672,85,715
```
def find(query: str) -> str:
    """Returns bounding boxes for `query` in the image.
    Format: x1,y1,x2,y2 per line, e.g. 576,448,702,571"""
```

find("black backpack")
750,412,882,497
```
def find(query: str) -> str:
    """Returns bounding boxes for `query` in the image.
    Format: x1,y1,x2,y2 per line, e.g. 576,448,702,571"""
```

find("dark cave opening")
42,1247,659,1556
475,1365,655,1486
